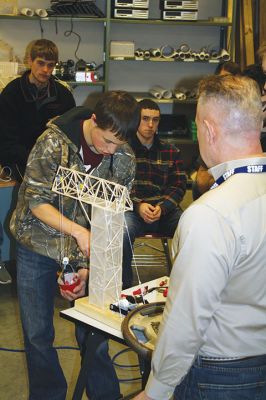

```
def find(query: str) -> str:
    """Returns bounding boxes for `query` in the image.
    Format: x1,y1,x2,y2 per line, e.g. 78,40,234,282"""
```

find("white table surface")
60,276,168,339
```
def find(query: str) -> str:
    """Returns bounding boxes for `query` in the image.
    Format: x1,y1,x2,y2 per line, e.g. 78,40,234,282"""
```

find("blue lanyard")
210,164,266,189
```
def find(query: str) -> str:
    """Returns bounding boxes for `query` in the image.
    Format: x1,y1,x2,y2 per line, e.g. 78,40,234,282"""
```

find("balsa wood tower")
52,166,133,314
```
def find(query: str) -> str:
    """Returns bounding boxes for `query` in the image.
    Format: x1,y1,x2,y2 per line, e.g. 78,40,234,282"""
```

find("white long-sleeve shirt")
146,156,266,400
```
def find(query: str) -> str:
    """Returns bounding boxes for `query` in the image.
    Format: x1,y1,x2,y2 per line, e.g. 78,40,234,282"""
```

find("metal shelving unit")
0,15,107,22
0,0,237,145
130,91,196,104
106,2,237,70
0,0,237,92
67,80,105,88
104,0,237,144
0,12,109,91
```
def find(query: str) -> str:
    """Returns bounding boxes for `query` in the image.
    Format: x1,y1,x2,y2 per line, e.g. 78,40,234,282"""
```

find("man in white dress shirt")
134,74,266,400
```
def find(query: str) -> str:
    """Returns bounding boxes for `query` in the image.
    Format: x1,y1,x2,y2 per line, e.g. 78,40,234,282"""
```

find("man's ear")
91,113,97,125
203,119,216,144
28,56,33,67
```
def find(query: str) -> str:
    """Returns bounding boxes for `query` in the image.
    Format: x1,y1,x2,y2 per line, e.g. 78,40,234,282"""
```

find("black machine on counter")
53,59,102,82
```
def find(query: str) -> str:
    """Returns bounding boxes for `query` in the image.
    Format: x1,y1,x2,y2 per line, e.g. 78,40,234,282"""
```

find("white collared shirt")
146,155,266,400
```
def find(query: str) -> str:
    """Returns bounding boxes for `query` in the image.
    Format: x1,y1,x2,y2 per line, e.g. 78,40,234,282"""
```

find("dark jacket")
0,70,75,179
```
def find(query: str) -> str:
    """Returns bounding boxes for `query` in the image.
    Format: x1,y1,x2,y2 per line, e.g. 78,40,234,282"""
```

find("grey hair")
197,74,263,135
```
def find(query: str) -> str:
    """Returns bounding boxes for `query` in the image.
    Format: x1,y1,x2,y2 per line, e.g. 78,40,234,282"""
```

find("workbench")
60,276,167,399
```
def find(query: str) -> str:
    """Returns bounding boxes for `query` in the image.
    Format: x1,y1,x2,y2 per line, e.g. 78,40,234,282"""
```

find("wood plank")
226,0,233,56
259,0,266,46
243,0,255,65
75,297,125,331
239,1,246,71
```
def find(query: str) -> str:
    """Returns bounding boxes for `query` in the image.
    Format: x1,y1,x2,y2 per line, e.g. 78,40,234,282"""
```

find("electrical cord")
37,15,81,59
55,17,58,35
0,345,142,382
111,347,142,383
64,16,82,60
0,164,23,182
38,18,44,38
0,166,12,182
0,346,79,352
111,347,139,369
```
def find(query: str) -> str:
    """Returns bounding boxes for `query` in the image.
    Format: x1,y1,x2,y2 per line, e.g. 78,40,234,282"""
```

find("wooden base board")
74,296,124,331
74,276,168,332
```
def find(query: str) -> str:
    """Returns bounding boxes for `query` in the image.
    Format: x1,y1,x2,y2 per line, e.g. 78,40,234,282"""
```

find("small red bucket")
58,272,80,293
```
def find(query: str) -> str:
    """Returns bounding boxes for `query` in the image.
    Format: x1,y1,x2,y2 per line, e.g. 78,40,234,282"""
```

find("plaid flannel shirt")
130,134,187,215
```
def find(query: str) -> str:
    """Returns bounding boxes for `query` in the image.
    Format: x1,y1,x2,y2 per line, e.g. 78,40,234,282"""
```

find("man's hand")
60,268,89,301
72,226,91,257
152,205,162,221
133,391,152,400
138,203,161,223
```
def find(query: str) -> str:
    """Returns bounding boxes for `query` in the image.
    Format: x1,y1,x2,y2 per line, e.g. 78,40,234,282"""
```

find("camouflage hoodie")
10,106,135,268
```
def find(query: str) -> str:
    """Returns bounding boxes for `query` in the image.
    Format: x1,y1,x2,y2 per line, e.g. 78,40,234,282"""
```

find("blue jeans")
17,243,120,400
17,243,67,400
75,324,122,400
122,207,182,289
174,354,266,400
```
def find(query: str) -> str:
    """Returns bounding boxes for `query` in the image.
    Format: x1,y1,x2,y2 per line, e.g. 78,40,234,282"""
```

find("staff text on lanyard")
211,164,266,190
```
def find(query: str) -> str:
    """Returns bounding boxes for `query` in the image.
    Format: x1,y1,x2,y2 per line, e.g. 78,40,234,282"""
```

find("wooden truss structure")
52,166,133,309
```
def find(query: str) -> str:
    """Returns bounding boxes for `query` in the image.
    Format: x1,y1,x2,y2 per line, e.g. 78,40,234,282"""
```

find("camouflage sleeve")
112,143,136,191
23,128,69,209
